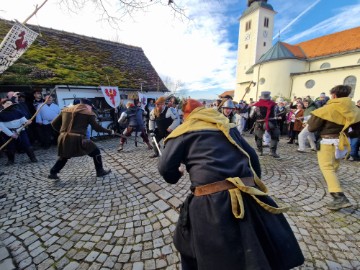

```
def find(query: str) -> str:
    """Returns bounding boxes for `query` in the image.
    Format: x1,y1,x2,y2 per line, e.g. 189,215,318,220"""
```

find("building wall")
235,52,360,103
234,59,307,102
292,66,360,101
309,52,360,71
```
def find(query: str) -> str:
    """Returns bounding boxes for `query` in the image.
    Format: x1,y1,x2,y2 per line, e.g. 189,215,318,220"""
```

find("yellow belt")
226,177,289,219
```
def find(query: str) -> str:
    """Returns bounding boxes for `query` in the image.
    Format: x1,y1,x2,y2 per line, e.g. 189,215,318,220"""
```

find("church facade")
235,0,360,102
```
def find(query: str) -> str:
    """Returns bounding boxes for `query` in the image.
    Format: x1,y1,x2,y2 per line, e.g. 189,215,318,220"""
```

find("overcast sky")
1,0,360,99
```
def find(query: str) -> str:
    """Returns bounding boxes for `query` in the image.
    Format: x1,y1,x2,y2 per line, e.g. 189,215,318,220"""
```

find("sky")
1,0,360,100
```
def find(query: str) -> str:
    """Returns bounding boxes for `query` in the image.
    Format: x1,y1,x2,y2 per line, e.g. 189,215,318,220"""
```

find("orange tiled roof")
219,90,234,98
296,27,360,58
281,42,306,59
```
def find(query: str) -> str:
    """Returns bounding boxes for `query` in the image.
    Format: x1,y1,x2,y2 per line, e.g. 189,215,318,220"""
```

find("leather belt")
321,134,339,139
194,177,255,196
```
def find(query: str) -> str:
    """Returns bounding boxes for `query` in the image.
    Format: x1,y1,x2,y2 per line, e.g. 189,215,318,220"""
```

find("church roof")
253,26,360,68
241,1,275,19
0,19,168,92
257,41,303,63
295,27,360,58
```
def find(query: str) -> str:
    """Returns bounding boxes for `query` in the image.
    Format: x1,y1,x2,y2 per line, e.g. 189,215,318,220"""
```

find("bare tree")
58,0,188,26
161,75,185,96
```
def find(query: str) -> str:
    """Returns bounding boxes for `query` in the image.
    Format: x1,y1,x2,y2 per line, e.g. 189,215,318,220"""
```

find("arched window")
357,58,360,64
259,78,265,85
320,62,330,69
305,79,315,89
344,76,357,98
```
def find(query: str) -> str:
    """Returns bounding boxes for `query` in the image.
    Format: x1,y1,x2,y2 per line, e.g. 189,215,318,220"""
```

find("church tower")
235,0,276,101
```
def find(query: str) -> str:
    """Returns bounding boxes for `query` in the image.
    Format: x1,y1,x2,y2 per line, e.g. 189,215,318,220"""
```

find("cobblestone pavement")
0,134,359,270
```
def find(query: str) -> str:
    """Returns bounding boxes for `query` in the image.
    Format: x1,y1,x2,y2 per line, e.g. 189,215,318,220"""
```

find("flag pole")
22,0,49,24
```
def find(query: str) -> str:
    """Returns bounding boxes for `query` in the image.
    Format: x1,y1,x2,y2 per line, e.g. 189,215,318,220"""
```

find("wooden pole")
22,0,49,24
241,81,256,101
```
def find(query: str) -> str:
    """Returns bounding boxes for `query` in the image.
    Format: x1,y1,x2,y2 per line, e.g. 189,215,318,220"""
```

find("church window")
264,17,269,28
305,79,315,89
320,62,330,69
259,78,265,85
264,42,266,46
245,20,252,31
344,76,357,98
245,44,248,49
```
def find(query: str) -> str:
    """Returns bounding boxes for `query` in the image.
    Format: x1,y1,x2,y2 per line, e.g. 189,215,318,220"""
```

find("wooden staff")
0,88,55,151
240,81,256,101
217,81,256,112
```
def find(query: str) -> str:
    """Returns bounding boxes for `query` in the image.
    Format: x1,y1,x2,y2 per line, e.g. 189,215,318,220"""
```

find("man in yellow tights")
308,85,360,210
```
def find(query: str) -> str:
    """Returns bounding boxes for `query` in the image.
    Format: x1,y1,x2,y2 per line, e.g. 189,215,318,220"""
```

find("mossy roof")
0,19,168,92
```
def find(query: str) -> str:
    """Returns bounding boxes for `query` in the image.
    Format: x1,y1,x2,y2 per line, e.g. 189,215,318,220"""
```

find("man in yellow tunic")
308,85,360,210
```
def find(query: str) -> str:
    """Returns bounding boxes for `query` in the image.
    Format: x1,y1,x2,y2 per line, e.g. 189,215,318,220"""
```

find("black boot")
48,158,68,179
269,145,280,158
26,147,38,163
327,192,352,210
5,151,15,166
93,155,111,177
255,137,263,156
269,151,280,158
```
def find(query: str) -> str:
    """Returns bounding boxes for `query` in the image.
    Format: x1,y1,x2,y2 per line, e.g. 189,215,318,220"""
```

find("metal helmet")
222,99,235,109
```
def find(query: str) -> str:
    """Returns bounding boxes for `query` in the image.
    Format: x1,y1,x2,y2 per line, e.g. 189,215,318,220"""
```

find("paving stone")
0,246,10,261
85,251,99,262
63,262,80,270
37,258,54,270
33,252,49,264
0,258,16,270
18,257,32,269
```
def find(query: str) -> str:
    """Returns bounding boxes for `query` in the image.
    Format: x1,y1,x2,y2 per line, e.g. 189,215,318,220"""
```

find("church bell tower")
235,0,276,101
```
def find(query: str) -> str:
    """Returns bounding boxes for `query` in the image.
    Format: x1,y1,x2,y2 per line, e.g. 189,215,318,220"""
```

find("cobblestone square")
1,134,359,269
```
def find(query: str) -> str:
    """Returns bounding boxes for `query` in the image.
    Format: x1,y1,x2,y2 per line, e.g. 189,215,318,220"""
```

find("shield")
101,86,120,108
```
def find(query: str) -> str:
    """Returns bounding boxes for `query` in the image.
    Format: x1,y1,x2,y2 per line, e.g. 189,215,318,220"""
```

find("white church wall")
309,52,360,71
246,59,307,101
292,67,360,101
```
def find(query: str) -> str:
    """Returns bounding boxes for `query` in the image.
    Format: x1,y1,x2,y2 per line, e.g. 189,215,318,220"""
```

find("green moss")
0,20,166,91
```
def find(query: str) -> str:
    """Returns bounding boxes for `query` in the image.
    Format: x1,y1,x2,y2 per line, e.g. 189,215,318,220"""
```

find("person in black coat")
158,99,304,270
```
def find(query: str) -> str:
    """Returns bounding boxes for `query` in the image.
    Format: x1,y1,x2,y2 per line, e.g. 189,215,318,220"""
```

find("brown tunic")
51,104,111,158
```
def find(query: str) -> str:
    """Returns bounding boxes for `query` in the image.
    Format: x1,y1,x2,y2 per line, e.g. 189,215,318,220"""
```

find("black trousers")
50,148,101,174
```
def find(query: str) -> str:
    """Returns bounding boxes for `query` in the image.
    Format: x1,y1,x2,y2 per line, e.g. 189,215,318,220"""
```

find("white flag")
0,21,39,74
101,86,120,108
138,92,147,110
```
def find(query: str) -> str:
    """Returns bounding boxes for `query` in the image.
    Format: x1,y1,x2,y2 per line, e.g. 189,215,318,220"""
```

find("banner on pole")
101,86,120,108
0,21,39,74
138,92,147,110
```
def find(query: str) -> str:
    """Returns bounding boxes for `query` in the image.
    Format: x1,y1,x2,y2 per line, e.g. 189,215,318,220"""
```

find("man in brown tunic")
48,99,113,179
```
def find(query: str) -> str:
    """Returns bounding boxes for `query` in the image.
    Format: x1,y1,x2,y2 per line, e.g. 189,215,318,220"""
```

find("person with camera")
148,96,180,158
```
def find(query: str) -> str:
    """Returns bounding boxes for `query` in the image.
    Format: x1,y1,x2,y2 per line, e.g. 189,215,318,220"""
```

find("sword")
152,136,162,156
